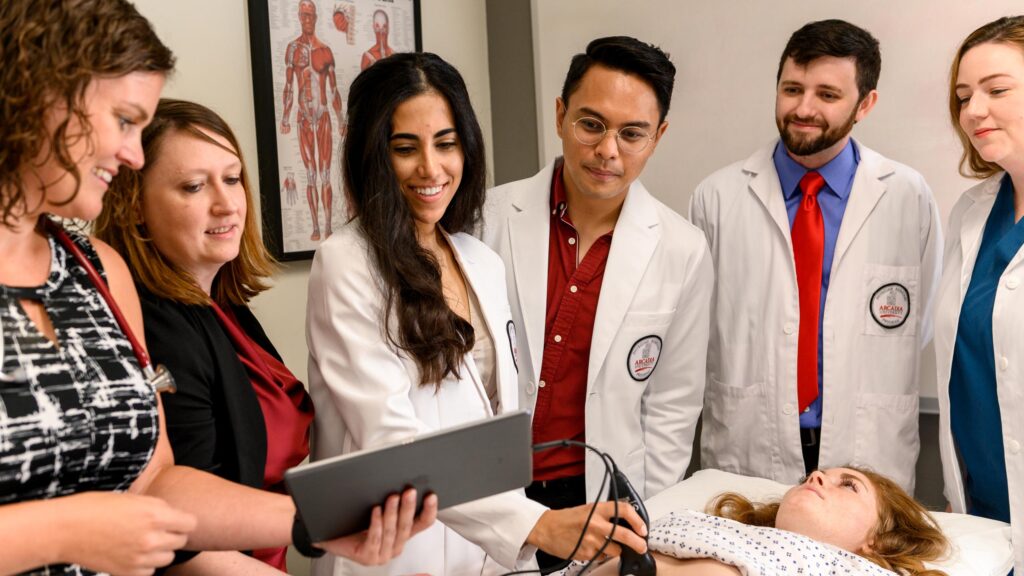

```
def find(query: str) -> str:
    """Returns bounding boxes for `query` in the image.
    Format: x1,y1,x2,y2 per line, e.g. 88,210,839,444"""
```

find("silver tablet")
285,410,533,542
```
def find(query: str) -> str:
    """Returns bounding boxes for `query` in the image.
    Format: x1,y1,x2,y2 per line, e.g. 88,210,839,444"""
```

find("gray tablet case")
285,410,533,542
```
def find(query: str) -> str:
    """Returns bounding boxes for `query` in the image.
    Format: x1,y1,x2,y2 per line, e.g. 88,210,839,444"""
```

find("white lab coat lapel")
443,235,491,418
588,180,660,390
832,146,890,268
506,166,553,384
744,145,792,247
958,178,1002,293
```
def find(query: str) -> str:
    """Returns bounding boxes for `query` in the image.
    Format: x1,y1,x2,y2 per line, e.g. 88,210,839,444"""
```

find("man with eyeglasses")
690,20,941,492
481,36,712,571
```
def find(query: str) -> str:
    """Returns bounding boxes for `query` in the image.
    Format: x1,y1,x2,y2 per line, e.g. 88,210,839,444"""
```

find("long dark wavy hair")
343,52,486,388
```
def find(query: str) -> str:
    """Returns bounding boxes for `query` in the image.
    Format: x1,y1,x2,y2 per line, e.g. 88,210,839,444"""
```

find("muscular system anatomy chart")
265,0,417,254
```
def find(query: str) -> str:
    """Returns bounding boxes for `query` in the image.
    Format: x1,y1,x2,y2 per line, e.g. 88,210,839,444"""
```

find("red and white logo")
627,335,663,381
870,283,910,329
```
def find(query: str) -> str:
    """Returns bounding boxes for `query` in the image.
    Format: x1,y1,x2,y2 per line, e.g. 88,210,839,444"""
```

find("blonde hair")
709,467,949,575
948,16,1024,179
94,99,275,306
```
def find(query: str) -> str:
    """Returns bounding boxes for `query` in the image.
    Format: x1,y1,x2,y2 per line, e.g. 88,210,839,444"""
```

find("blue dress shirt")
773,140,860,429
949,174,1022,524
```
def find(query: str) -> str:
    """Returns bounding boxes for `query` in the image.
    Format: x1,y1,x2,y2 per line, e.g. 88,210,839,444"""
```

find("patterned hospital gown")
0,229,159,575
647,510,895,575
562,510,895,575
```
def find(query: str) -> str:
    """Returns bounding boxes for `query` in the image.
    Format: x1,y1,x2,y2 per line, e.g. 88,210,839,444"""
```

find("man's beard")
777,106,857,157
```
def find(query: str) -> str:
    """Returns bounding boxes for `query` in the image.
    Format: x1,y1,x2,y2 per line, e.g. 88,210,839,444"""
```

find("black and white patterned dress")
0,229,159,576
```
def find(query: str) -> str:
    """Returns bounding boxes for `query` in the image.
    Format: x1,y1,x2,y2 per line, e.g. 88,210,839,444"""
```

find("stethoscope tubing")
39,216,175,393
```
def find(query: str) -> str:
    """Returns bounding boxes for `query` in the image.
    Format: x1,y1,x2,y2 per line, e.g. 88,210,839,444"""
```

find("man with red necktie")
690,19,942,492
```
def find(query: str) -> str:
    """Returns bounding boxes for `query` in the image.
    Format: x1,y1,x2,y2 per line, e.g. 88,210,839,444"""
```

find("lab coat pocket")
853,392,919,490
863,264,919,337
622,310,675,328
621,311,673,381
701,379,768,472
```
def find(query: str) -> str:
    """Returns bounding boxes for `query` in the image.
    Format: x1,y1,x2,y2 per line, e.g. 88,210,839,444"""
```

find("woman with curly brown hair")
569,467,949,576
0,2,433,575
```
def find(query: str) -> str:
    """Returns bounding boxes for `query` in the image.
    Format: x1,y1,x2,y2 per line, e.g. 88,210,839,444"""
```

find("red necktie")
792,171,825,413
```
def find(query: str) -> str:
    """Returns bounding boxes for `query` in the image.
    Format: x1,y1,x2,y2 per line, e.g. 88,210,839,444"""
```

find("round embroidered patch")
627,335,663,381
870,282,910,329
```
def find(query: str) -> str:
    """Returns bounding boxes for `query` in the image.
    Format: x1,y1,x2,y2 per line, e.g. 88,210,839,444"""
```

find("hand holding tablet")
312,488,438,564
286,411,532,542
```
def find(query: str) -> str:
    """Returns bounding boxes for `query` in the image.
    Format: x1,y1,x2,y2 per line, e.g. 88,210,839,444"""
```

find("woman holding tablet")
307,52,648,575
93,98,439,574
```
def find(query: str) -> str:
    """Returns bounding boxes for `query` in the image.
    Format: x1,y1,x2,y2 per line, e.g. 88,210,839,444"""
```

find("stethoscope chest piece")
147,364,176,394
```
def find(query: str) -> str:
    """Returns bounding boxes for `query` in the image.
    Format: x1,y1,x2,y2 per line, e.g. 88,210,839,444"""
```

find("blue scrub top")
949,174,1024,523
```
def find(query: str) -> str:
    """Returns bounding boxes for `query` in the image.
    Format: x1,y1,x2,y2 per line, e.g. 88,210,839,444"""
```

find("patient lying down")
572,467,949,576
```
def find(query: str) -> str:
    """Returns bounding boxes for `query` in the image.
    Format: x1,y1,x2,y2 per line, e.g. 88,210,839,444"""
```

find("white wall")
133,0,492,384
532,0,1022,399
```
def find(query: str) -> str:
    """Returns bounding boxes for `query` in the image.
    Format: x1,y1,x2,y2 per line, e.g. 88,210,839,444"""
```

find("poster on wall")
248,0,422,260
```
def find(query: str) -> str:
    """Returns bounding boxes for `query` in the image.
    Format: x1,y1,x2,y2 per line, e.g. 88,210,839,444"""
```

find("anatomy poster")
249,0,421,259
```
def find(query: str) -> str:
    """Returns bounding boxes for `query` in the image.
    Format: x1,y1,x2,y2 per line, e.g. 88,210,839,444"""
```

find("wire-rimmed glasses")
571,116,654,154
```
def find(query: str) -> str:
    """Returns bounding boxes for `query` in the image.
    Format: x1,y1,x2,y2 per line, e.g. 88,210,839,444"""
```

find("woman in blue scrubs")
936,16,1024,575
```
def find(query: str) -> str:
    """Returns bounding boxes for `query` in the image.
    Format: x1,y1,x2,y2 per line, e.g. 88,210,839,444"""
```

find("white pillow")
644,469,1013,576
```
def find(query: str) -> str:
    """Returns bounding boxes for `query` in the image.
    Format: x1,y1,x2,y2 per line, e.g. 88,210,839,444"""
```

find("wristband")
292,514,326,558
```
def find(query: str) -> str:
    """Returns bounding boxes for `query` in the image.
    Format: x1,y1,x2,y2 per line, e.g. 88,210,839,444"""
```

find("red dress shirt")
532,162,613,481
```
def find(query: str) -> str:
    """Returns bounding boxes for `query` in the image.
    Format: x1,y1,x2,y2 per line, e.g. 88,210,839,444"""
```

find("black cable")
579,452,620,574
499,440,627,576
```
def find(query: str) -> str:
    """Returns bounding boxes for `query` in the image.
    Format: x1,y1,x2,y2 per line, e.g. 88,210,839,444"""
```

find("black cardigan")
140,286,287,490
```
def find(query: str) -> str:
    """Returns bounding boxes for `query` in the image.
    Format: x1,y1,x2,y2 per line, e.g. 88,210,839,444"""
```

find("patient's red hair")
708,466,949,576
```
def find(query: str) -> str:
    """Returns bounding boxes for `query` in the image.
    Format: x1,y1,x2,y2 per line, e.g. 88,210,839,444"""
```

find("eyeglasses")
571,117,654,154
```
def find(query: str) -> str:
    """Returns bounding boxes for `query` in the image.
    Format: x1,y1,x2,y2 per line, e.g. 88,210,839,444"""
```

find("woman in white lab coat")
306,52,646,576
937,15,1024,575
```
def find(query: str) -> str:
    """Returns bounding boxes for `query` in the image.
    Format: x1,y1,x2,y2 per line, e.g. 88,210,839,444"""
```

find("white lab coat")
690,140,942,492
306,221,546,576
935,173,1024,574
481,160,713,501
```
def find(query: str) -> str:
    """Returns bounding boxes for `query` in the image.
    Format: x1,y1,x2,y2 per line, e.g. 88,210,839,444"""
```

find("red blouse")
211,302,314,571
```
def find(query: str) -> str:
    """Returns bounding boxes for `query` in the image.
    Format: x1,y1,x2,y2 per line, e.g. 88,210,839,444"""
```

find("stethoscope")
0,216,175,393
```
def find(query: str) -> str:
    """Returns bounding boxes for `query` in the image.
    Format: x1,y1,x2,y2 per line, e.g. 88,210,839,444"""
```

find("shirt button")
1008,438,1021,455
526,381,537,395
570,285,578,293
783,323,796,335
538,380,547,389
1007,277,1020,290
554,335,563,343
999,356,1009,371
783,404,795,416
568,237,576,246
